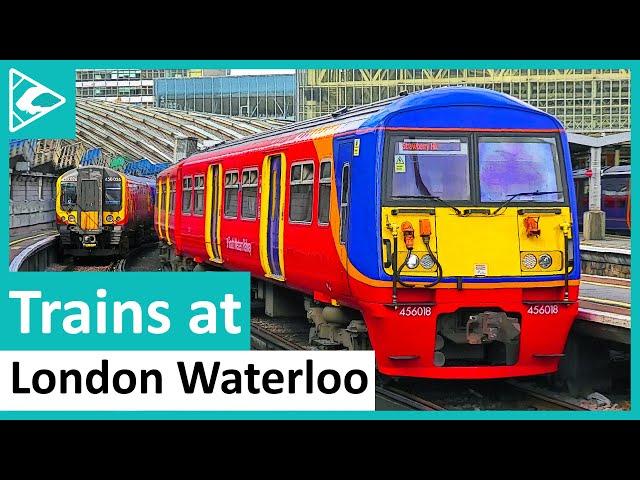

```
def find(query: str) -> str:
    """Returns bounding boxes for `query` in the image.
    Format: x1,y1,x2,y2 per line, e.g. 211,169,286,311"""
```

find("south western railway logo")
8,68,66,133
226,237,252,254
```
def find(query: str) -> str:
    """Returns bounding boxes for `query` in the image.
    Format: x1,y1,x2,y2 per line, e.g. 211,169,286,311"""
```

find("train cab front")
56,168,126,256
358,130,580,379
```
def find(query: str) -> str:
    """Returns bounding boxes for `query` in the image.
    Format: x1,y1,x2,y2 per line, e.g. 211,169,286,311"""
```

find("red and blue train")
574,165,631,234
156,87,581,379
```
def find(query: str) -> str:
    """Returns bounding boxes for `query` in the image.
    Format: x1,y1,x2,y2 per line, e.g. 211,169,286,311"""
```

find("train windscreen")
478,136,565,203
390,136,471,201
60,182,77,207
104,177,122,211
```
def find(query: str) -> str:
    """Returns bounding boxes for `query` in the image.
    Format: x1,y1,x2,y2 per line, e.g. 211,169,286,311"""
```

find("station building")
75,69,230,105
296,69,630,132
296,69,631,169
154,73,296,119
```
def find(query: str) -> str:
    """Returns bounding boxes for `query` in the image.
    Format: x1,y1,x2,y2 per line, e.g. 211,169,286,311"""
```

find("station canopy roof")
75,99,291,165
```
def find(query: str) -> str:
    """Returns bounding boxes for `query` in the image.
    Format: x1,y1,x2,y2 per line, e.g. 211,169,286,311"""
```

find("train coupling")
82,234,97,248
466,312,520,345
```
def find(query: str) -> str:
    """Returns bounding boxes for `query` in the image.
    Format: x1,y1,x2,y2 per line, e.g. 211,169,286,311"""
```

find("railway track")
57,242,159,272
504,381,590,411
251,319,592,411
251,322,442,411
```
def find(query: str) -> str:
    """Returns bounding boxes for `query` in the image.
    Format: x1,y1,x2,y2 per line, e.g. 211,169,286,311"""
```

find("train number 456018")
398,306,432,317
527,305,559,315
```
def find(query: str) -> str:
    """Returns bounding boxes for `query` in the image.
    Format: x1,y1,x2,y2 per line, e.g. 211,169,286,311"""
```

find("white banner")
0,351,375,411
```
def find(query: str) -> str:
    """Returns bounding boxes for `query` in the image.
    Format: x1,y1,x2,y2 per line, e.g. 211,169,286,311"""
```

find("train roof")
159,86,565,176
601,165,630,175
573,165,630,178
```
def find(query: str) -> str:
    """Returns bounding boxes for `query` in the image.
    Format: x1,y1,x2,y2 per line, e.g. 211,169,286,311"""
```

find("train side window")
182,177,193,214
339,164,350,244
169,180,176,213
318,160,331,225
602,176,629,195
224,171,239,218
241,168,259,220
193,175,205,215
289,161,314,223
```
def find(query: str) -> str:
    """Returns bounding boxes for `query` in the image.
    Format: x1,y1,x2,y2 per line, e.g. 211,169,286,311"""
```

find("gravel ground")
251,315,313,350
124,244,162,271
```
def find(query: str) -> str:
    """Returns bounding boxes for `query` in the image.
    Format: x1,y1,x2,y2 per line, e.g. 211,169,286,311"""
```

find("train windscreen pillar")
584,146,606,240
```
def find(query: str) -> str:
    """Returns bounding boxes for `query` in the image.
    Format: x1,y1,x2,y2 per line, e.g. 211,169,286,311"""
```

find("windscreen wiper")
424,195,462,215
394,195,462,215
492,190,562,215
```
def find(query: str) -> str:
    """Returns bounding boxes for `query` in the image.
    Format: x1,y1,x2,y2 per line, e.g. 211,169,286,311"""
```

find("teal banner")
2,272,250,350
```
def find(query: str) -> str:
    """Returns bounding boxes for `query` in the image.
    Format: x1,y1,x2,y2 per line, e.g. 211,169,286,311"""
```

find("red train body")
155,88,580,380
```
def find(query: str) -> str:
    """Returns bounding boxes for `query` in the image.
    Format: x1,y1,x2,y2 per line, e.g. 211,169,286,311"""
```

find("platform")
576,274,630,344
9,225,59,271
579,234,630,279
10,225,58,262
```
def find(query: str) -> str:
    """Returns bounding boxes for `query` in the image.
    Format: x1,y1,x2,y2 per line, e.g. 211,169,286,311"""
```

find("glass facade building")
155,74,296,119
76,69,193,105
296,69,631,134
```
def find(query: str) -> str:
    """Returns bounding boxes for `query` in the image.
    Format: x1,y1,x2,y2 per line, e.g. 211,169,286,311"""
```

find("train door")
164,177,171,245
259,153,286,281
626,181,631,230
205,164,223,263
336,141,353,288
156,178,163,240
77,168,101,231
602,174,629,232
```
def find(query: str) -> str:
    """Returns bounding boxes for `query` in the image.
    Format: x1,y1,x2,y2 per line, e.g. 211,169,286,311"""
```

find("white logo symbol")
8,68,66,133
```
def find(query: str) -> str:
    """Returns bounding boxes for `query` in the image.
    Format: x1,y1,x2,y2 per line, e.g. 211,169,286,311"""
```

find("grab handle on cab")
383,239,392,268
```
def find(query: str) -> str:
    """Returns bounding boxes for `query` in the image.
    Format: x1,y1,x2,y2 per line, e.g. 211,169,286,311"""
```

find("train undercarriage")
158,243,529,371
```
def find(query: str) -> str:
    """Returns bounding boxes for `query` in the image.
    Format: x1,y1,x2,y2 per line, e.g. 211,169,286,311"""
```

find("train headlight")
420,254,435,269
522,253,537,269
68,214,76,223
406,254,420,269
538,254,553,269
106,214,114,222
115,216,121,222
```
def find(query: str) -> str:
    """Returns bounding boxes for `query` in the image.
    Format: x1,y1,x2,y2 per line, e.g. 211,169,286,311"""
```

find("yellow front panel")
381,206,571,278
81,211,99,230
436,209,520,277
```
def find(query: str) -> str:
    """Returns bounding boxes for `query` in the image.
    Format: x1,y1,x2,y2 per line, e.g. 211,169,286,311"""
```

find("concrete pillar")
614,148,621,166
584,146,606,240
588,147,602,211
